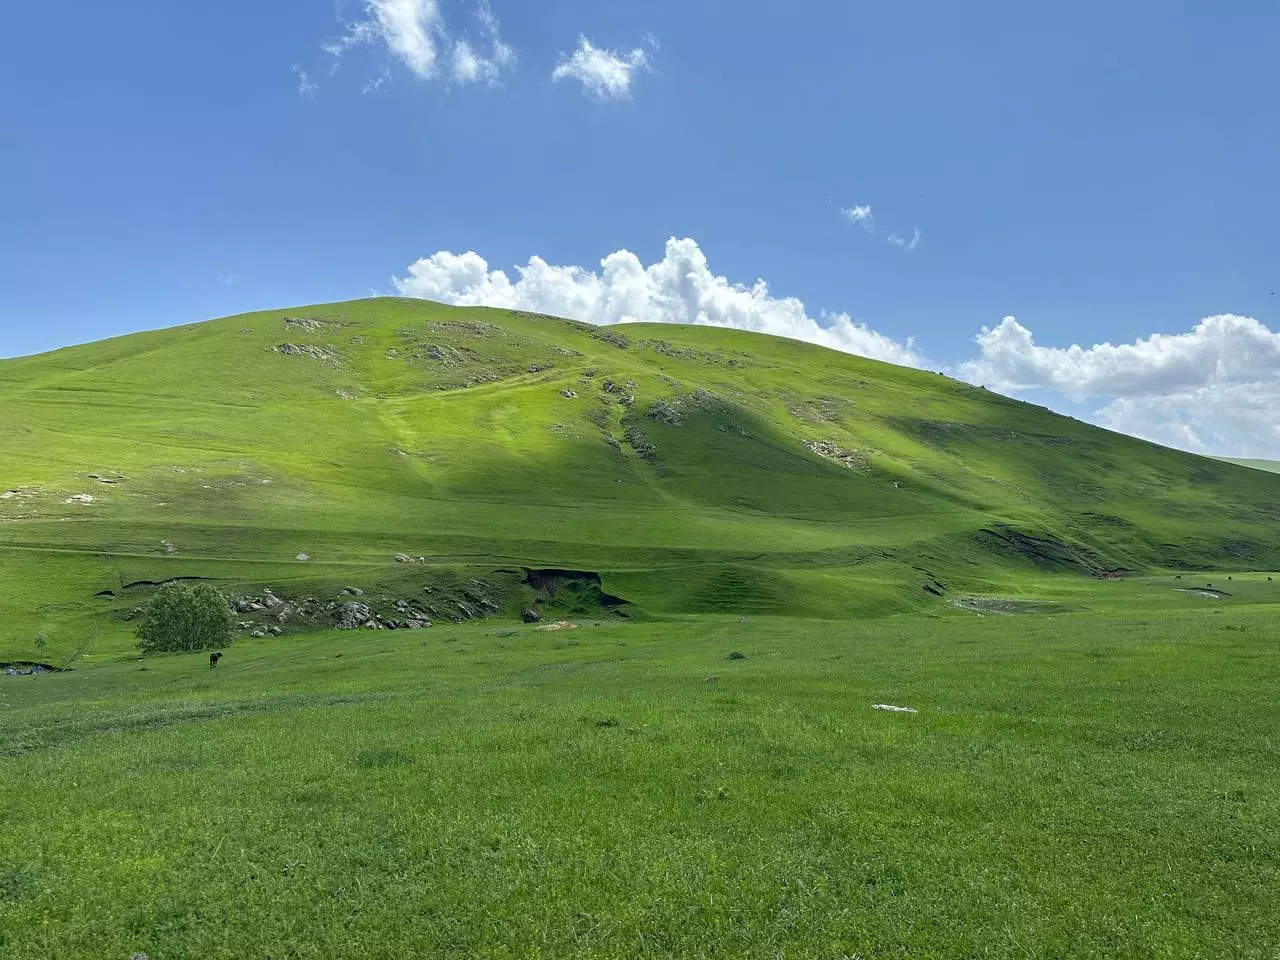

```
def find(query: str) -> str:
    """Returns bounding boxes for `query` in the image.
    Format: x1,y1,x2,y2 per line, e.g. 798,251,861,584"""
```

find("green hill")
1217,457,1280,475
3,297,1279,659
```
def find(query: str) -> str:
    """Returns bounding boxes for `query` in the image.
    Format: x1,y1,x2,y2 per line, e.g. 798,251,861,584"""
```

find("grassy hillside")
1218,457,1280,475
3,297,1279,660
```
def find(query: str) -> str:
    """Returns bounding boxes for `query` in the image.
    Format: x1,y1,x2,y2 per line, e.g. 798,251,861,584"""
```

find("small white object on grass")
873,704,919,714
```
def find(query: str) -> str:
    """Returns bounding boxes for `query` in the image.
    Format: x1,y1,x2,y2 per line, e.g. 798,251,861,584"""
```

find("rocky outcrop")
336,602,372,630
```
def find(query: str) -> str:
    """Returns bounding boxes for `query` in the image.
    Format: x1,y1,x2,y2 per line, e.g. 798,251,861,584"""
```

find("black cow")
210,651,223,670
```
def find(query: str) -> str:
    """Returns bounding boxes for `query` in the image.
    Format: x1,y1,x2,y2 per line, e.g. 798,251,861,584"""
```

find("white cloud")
959,314,1280,456
888,227,922,251
324,0,513,88
552,36,650,100
841,204,920,252
293,65,318,98
393,237,923,367
841,205,875,231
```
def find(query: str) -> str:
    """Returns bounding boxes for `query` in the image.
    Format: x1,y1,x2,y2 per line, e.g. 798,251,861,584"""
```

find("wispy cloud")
552,36,651,100
888,227,922,251
841,205,876,232
841,203,920,252
293,65,318,98
321,0,514,90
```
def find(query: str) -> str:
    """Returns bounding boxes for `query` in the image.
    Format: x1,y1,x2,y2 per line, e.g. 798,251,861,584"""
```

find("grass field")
4,300,1280,957
4,577,1280,958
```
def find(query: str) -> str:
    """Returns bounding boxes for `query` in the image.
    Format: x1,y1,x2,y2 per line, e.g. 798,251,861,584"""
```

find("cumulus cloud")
552,36,650,100
960,314,1280,456
324,0,513,88
393,237,923,366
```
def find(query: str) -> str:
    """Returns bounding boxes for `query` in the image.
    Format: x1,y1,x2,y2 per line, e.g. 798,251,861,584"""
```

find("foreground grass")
3,593,1279,958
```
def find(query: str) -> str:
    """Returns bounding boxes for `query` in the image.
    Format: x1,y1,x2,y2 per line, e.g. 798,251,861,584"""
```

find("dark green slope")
2,298,1277,658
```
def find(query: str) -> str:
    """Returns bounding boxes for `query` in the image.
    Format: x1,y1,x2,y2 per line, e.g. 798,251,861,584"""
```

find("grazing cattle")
1174,575,1182,580
209,651,223,670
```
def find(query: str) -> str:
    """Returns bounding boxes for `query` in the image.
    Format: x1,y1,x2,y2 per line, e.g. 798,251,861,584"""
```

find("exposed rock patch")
803,440,868,471
590,329,631,349
273,343,342,367
623,425,657,462
283,317,335,333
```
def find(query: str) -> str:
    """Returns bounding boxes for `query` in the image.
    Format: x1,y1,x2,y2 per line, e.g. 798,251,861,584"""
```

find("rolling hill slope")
3,297,1279,658
1218,458,1280,475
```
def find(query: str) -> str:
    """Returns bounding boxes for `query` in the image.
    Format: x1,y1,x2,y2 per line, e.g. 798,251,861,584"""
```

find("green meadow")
3,300,1280,957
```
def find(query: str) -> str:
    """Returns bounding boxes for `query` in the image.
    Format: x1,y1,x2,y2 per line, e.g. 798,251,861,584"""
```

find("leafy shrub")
136,583,235,653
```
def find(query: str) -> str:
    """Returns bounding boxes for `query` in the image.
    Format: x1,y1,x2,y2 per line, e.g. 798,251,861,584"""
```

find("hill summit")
2,298,1277,657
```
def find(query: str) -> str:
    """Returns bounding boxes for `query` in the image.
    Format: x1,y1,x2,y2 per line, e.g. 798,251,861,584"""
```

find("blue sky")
2,1,1279,455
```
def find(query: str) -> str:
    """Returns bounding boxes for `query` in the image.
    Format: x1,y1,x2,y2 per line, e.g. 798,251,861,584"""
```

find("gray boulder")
337,602,372,630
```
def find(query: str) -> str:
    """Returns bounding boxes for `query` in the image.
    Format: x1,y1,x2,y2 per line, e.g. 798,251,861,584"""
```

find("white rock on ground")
873,704,919,714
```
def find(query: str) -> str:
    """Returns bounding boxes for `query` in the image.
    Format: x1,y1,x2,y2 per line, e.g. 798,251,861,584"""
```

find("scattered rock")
560,388,578,399
873,704,918,714
160,540,177,555
705,676,721,684
283,316,333,333
296,553,311,562
337,389,358,400
337,602,373,630
64,493,96,504
591,329,631,349
521,607,543,624
251,630,267,639
267,626,283,637
727,651,748,661
624,426,657,461
394,553,414,564
528,362,552,374
273,343,342,366
537,621,578,632
803,440,868,471
341,587,365,597
647,400,684,426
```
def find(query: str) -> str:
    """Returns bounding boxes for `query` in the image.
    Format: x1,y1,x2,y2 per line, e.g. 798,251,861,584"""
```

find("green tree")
136,582,235,653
